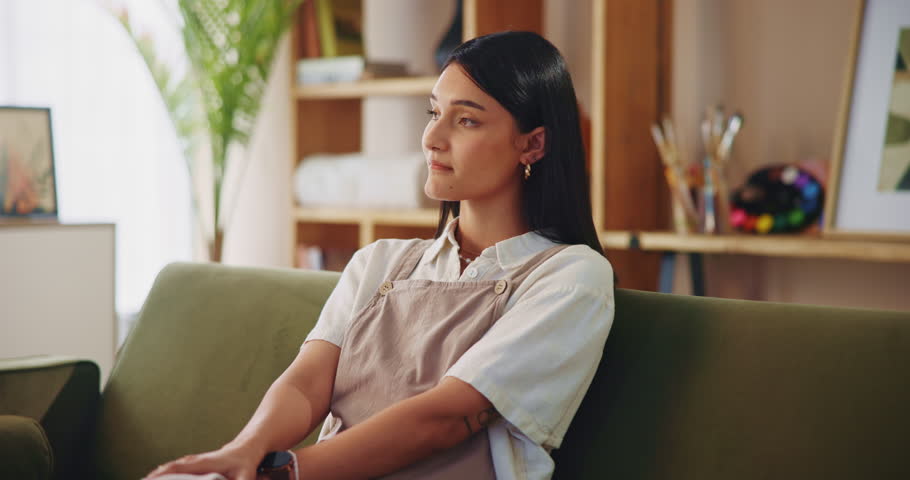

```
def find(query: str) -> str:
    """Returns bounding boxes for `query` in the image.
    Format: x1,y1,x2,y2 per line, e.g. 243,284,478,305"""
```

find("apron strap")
387,238,435,281
507,243,574,292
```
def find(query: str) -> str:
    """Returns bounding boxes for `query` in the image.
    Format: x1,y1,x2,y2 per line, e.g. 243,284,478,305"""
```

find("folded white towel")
294,152,434,209
149,474,227,480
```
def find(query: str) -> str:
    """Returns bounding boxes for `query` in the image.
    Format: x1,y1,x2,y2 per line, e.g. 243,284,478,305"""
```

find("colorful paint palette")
730,164,824,234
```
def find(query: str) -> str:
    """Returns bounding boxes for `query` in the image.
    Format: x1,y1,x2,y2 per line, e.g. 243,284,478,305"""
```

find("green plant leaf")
108,0,302,253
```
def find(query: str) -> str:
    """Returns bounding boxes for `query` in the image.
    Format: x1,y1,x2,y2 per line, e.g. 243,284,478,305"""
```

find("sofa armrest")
0,415,53,480
0,356,100,480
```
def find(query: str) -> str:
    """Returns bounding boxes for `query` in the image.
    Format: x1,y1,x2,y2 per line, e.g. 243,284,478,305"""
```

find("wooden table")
599,231,910,295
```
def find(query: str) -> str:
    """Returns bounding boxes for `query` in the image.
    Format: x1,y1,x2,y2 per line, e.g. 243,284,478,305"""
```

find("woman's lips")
429,161,453,171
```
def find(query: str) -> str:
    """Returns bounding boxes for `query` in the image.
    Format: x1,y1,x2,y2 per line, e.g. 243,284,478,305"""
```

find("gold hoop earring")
523,163,531,180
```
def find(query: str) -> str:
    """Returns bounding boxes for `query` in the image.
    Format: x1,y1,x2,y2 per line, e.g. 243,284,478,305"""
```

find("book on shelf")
296,56,409,84
300,0,321,58
313,0,363,58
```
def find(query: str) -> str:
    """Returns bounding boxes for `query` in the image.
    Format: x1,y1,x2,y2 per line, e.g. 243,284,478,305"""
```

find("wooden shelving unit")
286,1,909,293
293,76,437,99
600,231,910,264
288,1,671,283
293,207,438,226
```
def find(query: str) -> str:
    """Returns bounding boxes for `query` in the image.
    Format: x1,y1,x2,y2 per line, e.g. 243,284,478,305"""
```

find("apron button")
494,280,507,295
379,281,394,295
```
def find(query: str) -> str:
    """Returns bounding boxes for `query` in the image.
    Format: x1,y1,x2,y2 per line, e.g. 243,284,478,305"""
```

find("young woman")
146,31,614,480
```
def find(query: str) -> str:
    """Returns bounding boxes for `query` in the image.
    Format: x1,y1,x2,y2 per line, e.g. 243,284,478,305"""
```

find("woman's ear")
521,126,547,165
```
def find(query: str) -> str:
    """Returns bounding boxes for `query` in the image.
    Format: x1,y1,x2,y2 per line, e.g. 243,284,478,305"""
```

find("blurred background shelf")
602,231,910,263
294,207,438,226
603,230,910,297
294,207,439,250
293,76,437,99
283,1,909,310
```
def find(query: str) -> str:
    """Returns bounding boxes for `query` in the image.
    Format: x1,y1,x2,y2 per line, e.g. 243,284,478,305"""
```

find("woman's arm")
145,339,340,479
294,376,499,479
228,339,341,455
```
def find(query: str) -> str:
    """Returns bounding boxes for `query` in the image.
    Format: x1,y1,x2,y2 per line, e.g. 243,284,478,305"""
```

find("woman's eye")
459,117,478,127
426,109,440,120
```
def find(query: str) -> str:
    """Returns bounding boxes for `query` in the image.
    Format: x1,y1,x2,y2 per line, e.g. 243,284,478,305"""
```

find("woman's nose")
422,118,449,152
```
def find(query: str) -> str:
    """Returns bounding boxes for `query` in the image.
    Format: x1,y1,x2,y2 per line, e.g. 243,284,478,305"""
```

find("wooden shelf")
599,231,910,263
293,76,437,99
294,207,439,226
295,207,439,249
599,230,635,250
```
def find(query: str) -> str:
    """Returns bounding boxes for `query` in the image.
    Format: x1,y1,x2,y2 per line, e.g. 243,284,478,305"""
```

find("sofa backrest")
91,263,339,480
94,262,910,479
552,288,910,479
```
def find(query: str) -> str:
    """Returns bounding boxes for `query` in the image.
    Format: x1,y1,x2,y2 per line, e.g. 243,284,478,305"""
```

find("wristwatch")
257,450,299,480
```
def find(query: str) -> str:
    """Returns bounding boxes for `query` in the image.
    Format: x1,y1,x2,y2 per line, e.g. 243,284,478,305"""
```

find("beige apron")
320,238,571,479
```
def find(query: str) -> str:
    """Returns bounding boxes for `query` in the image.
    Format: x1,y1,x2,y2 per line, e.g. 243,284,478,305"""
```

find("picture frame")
824,0,910,238
0,106,58,221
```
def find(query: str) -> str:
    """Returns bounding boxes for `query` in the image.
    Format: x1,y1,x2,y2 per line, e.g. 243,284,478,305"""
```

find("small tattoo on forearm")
477,407,500,427
463,416,474,435
463,407,500,436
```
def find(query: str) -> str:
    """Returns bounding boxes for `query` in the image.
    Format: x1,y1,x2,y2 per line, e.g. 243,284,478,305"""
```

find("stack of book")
297,0,409,84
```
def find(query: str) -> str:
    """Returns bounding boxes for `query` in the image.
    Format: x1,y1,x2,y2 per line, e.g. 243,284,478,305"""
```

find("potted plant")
109,0,302,261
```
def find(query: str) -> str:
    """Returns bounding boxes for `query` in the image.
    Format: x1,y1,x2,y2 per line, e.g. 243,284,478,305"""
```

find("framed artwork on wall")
0,106,58,221
825,0,910,238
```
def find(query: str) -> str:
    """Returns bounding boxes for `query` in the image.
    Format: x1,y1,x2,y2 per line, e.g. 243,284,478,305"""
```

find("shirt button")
466,268,478,279
379,281,394,295
494,280,507,295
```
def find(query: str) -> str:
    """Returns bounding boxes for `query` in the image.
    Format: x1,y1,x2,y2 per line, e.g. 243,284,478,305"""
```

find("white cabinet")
0,223,116,381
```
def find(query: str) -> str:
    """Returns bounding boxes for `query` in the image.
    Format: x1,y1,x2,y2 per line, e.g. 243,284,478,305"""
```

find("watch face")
258,451,293,471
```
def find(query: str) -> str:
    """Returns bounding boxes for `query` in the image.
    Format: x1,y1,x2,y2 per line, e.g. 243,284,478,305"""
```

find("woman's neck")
456,195,528,256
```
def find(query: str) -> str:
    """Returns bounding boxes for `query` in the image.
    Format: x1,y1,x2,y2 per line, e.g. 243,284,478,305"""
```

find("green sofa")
2,262,908,479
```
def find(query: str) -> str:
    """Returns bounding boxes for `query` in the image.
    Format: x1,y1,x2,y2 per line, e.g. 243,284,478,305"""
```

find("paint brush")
717,113,743,163
651,119,698,227
661,116,698,221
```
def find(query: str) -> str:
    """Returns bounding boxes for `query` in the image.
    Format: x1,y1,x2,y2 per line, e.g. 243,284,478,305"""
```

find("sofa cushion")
553,289,910,479
92,263,340,480
0,415,53,480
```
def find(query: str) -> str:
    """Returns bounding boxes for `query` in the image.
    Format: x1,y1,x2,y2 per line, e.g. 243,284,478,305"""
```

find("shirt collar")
421,216,460,266
420,216,559,269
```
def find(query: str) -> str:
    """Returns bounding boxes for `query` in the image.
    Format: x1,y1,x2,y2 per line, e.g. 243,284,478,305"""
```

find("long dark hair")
433,31,606,259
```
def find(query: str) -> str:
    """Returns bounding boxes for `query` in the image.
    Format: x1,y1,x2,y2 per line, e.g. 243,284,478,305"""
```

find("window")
1,0,193,342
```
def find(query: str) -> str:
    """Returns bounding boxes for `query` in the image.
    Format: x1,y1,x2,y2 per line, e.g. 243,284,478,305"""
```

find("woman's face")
422,64,526,202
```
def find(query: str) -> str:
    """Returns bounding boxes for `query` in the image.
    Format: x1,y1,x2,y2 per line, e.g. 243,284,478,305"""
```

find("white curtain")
0,0,193,336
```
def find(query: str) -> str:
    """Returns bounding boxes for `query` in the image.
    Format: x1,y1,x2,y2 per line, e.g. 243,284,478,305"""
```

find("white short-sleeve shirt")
305,216,615,480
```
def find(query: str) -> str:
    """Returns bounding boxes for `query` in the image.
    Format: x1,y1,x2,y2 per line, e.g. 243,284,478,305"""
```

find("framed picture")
0,106,58,221
825,0,910,238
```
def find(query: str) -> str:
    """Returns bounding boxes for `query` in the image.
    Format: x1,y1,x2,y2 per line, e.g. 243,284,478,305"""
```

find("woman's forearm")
293,376,495,479
227,379,320,457
228,341,340,459
294,393,453,478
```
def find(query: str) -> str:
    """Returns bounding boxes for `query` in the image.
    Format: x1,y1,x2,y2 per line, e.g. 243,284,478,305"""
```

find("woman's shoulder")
531,243,614,296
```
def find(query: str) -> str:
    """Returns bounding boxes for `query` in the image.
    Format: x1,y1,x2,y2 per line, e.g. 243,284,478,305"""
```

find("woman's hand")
142,341,340,479
142,443,264,480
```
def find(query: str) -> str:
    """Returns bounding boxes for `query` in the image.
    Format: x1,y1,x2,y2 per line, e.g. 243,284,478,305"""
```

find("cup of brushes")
651,106,743,234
